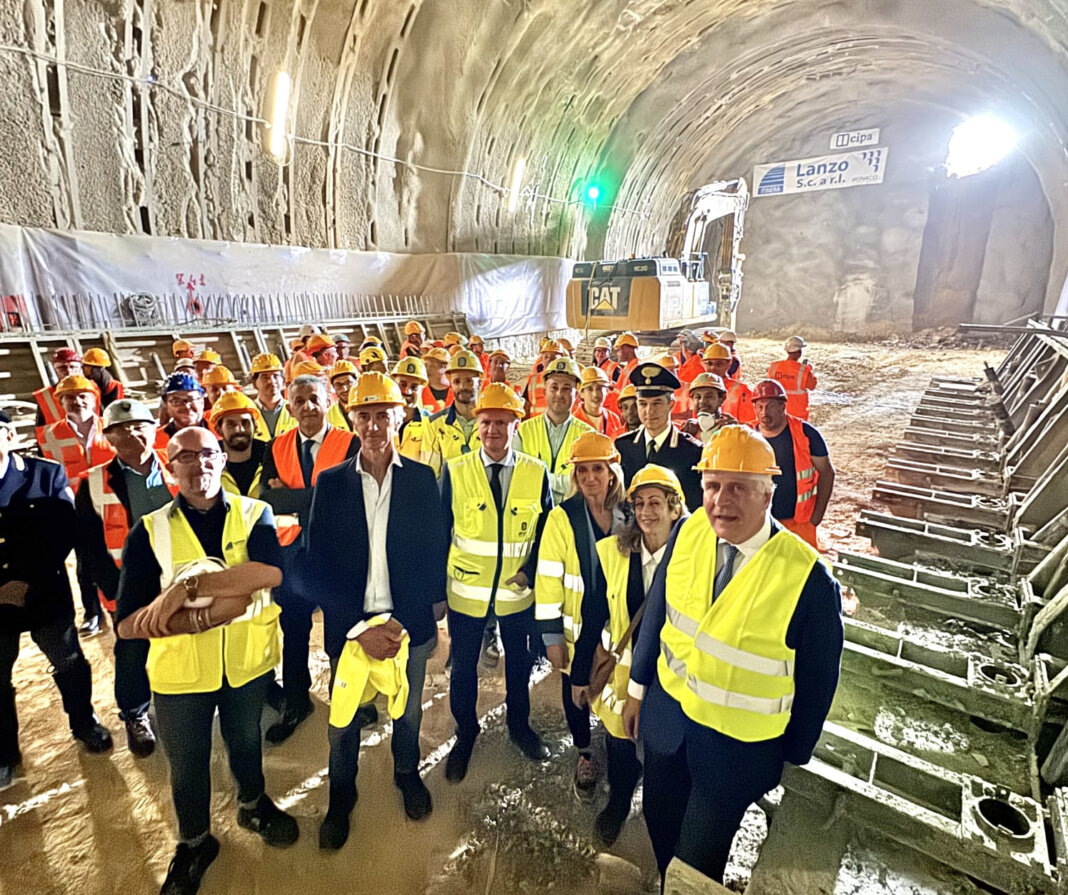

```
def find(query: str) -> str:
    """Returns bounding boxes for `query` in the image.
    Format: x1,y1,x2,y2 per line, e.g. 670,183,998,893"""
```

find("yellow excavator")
565,179,749,335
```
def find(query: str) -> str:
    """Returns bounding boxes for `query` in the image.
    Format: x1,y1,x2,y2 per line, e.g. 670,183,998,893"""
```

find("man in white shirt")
299,373,447,848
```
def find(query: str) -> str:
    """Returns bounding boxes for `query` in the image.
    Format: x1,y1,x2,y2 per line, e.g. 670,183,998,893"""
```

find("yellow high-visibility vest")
534,506,586,666
329,615,410,728
592,536,639,740
446,451,547,618
144,494,281,695
254,403,297,441
398,411,430,462
423,408,481,477
221,462,262,499
657,512,817,741
517,414,593,500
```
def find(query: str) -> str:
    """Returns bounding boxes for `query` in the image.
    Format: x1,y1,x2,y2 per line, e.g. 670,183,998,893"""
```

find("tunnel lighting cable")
0,42,648,219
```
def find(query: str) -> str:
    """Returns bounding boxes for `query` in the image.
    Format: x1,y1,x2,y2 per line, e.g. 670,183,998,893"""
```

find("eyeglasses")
167,395,203,407
173,448,223,465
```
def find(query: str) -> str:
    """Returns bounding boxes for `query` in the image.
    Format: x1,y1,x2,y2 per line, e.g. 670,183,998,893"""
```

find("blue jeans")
153,673,270,842
326,633,435,814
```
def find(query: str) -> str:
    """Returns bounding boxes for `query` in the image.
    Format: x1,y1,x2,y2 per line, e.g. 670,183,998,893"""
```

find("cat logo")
589,284,622,311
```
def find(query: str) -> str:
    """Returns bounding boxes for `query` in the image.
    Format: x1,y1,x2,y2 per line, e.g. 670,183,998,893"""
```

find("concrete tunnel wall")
0,0,1066,334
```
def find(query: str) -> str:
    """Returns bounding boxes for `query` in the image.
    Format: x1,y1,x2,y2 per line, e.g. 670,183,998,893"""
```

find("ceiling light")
945,115,1016,178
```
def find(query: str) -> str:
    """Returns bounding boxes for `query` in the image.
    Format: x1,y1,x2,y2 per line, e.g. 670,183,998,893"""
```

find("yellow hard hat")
579,366,610,388
55,374,97,397
689,372,727,394
474,382,525,418
201,365,238,387
656,355,678,371
694,426,781,475
359,346,387,366
447,344,464,356
172,339,195,356
404,320,426,336
196,349,221,364
569,431,620,465
614,332,639,349
593,337,611,350
489,349,511,362
329,359,360,380
210,391,262,426
347,371,404,409
447,349,482,374
361,335,383,346
82,348,111,367
469,334,484,346
543,357,582,382
250,353,283,375
424,347,450,364
292,359,326,379
443,331,467,347
702,343,731,361
627,464,686,503
307,334,336,354
617,384,637,402
541,339,563,356
391,356,429,384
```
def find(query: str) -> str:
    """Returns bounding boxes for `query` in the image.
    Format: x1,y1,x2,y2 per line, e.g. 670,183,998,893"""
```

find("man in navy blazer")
298,374,446,850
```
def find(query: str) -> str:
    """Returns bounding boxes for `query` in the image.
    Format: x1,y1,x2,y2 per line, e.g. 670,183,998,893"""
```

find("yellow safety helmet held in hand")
614,332,639,349
404,320,425,336
201,365,238,387
543,357,582,382
391,356,428,383
579,365,611,388
82,348,111,367
627,464,686,503
54,374,97,397
347,371,404,409
210,391,262,426
329,359,360,380
250,353,283,375
447,349,482,374
569,431,620,465
694,425,781,475
702,343,731,361
474,382,525,418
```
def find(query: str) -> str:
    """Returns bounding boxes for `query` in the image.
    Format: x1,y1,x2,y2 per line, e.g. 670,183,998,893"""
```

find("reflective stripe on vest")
657,512,817,741
270,426,354,544
590,536,641,740
768,360,812,419
34,386,62,430
425,409,481,476
446,451,545,618
88,452,177,563
786,415,819,525
41,419,115,488
144,495,281,695
330,615,410,728
524,370,547,413
532,507,586,658
517,415,592,475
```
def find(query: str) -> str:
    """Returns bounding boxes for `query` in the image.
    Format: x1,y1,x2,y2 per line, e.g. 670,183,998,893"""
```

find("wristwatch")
182,575,200,604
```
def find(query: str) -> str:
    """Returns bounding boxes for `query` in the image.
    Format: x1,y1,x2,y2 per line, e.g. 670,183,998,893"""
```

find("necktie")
646,437,657,459
489,462,504,511
713,543,740,601
300,437,316,487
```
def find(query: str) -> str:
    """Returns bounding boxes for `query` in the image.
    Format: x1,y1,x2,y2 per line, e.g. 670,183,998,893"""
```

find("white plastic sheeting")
0,224,572,338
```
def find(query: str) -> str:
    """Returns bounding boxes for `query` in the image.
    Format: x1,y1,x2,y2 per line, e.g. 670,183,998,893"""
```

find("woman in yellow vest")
115,427,299,894
535,432,626,801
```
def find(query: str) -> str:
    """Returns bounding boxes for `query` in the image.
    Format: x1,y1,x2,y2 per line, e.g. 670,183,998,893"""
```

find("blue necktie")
300,437,315,488
713,543,740,602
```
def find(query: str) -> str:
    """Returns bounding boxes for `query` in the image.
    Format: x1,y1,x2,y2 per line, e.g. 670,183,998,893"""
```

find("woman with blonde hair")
582,464,686,845
535,432,626,799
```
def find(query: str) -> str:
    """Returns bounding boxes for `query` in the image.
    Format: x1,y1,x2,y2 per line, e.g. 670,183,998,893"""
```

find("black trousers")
278,593,315,706
113,628,151,718
449,606,532,739
560,672,591,750
605,732,642,809
0,619,96,765
75,550,101,621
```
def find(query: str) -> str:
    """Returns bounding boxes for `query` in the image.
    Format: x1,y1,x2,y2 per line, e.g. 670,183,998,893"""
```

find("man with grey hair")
260,374,359,742
675,330,705,385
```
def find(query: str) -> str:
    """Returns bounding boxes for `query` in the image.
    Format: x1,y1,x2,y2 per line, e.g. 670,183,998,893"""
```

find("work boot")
73,717,114,754
237,794,299,847
509,726,550,762
445,733,477,783
78,614,102,636
160,834,220,895
573,750,599,800
318,810,351,851
265,698,313,744
265,680,285,713
594,798,631,847
123,710,156,757
395,771,432,820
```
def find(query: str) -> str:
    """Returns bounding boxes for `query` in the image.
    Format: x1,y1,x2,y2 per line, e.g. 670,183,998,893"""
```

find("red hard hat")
752,379,788,401
52,347,82,364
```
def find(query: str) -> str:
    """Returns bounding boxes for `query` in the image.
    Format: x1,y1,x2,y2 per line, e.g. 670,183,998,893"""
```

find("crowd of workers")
0,321,843,894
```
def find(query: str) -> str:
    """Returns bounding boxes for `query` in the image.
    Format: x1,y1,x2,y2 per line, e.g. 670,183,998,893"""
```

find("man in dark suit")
614,363,704,511
0,412,112,789
298,373,446,850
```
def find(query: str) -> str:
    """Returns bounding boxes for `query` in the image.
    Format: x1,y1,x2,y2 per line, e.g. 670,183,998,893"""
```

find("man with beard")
212,393,267,499
422,350,482,476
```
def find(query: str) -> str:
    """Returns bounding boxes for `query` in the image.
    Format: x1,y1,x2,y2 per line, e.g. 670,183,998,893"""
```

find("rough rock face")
0,0,1064,330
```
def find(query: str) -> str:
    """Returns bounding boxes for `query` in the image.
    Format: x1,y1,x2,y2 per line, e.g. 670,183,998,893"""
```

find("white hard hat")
718,330,738,343
785,335,806,351
103,398,156,429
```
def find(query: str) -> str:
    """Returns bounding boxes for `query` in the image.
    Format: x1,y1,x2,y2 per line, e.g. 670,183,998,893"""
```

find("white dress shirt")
481,446,516,498
640,540,667,594
298,423,329,463
643,425,672,455
717,516,773,579
358,449,402,615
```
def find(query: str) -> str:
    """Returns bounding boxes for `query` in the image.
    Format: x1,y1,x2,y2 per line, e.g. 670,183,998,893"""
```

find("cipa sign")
753,148,888,197
830,128,880,150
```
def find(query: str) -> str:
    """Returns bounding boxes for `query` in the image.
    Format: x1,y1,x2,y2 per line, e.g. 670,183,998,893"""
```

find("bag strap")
609,598,647,660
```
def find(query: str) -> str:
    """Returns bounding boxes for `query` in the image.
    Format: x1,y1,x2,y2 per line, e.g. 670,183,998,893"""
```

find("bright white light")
945,115,1016,178
506,157,526,212
265,70,292,161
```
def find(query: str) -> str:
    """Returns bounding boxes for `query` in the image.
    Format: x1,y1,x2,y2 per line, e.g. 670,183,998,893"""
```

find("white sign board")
830,128,880,150
753,148,888,197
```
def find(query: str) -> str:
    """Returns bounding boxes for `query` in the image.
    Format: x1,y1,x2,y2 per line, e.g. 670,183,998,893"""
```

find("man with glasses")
116,426,298,894
157,372,212,447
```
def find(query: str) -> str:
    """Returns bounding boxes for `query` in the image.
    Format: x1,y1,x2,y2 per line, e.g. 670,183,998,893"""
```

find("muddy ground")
0,336,1017,895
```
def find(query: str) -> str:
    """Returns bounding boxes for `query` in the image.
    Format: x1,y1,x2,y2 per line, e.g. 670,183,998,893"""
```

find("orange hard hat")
404,320,426,336
54,375,96,397
702,343,731,361
82,348,111,367
474,382,525,418
468,334,484,346
210,391,262,426
347,371,404,409
558,337,575,354
751,379,788,402
694,426,780,475
443,331,467,347
627,464,686,503
569,431,619,465
291,359,326,379
488,349,511,362
201,365,238,387
307,334,336,354
289,338,306,351
656,355,678,371
172,339,195,356
250,353,283,375
391,357,429,384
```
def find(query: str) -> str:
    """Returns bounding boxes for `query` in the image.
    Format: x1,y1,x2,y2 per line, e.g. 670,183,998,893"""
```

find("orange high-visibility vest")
598,357,621,384
40,418,116,490
767,359,817,421
33,386,62,443
678,354,704,385
421,385,453,413
784,415,819,525
270,426,355,545
722,377,756,425
524,369,548,415
572,402,626,438
86,452,177,611
603,358,639,414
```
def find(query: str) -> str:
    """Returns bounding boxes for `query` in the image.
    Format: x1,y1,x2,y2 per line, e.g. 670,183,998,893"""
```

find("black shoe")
237,794,299,848
395,771,432,820
73,719,113,754
265,681,285,712
354,702,378,728
78,615,102,636
124,711,156,757
445,734,477,783
594,800,631,847
318,810,351,851
509,727,550,762
264,700,313,744
160,835,219,895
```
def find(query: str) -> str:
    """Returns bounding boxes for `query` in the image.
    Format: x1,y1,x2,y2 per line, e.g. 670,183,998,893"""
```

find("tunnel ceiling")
2,0,1068,272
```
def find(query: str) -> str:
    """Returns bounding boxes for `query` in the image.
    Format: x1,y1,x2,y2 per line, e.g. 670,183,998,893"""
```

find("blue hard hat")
163,372,206,395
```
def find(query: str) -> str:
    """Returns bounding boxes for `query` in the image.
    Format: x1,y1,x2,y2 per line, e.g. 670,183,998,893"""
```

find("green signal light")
586,185,601,202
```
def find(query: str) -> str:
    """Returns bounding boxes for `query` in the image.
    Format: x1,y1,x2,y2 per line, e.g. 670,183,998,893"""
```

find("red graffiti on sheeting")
2,294,26,330
175,273,207,316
